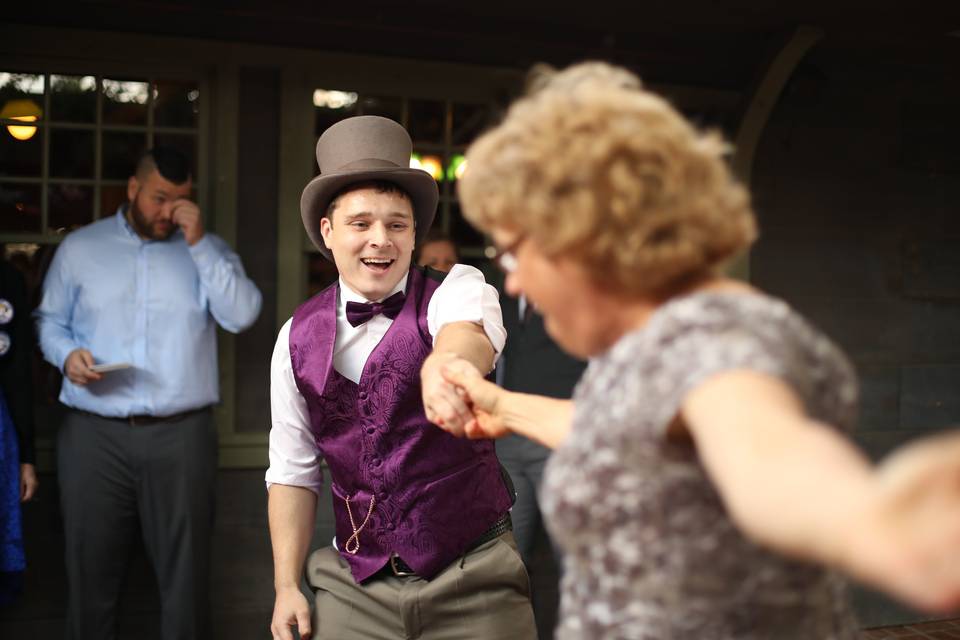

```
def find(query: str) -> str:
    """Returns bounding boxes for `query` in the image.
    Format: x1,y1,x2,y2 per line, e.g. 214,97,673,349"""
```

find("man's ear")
127,176,139,202
319,216,333,249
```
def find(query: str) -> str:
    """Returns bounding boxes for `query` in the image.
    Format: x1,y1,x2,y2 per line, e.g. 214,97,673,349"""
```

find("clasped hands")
420,352,509,439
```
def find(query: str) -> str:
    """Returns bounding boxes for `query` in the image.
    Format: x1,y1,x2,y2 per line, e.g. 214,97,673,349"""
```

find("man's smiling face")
320,186,416,301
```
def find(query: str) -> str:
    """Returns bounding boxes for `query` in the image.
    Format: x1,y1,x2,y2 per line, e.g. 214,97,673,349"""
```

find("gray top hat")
300,116,439,260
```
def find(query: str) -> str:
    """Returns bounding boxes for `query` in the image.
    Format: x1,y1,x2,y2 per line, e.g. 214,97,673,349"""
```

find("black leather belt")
75,407,208,426
386,512,513,577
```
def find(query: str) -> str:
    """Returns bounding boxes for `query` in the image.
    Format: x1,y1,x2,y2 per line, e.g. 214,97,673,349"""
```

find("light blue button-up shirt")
36,208,262,417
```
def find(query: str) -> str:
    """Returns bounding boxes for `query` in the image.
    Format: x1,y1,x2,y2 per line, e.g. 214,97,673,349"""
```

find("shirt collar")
115,205,140,240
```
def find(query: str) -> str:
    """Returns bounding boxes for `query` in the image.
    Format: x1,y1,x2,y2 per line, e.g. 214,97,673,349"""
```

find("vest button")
365,426,376,435
386,522,395,531
358,391,368,401
371,458,382,467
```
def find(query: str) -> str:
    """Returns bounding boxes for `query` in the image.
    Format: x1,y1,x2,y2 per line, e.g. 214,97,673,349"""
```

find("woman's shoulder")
606,288,794,360
607,285,852,393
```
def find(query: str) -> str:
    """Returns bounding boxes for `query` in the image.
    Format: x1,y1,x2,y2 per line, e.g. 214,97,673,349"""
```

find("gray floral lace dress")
541,291,862,639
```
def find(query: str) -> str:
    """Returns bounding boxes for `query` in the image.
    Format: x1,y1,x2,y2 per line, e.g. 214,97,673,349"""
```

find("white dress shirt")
265,264,505,494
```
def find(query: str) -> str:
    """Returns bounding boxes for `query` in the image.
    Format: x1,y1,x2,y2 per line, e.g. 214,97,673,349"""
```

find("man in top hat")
266,116,536,640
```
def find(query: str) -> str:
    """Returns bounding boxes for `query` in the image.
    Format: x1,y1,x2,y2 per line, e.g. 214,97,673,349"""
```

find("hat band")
333,158,404,172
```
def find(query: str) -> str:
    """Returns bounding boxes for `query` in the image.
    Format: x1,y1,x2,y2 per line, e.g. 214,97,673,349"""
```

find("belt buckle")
389,555,416,577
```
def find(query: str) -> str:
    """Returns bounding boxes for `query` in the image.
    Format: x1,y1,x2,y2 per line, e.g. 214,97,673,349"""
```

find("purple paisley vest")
289,267,512,582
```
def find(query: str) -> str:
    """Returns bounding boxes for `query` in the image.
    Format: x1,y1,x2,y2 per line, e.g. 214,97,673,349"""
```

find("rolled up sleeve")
426,264,506,361
265,318,323,494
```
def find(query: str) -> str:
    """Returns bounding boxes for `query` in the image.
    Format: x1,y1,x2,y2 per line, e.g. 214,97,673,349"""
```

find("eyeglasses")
484,233,526,274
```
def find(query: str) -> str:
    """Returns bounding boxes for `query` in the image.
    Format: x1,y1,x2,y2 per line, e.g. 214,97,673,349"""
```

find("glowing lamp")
410,153,443,181
446,155,467,181
419,155,443,181
1,99,42,141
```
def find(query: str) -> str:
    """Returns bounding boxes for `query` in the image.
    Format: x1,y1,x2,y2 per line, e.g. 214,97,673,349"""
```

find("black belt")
75,407,208,426
385,512,513,577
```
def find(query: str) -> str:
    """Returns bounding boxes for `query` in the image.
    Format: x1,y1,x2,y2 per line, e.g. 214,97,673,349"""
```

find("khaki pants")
306,532,537,640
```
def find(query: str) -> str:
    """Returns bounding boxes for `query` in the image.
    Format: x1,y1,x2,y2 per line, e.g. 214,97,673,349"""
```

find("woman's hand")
440,362,511,439
842,431,960,612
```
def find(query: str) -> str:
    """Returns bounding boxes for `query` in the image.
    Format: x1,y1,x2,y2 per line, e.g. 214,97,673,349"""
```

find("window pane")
154,79,199,128
48,183,93,232
360,95,403,123
50,75,97,123
3,243,41,298
100,184,127,218
0,126,43,177
313,87,360,142
102,78,149,125
152,134,197,181
0,72,44,115
50,128,95,178
449,202,484,248
452,102,495,146
0,183,42,233
0,72,44,155
306,252,339,298
102,131,147,180
408,99,445,145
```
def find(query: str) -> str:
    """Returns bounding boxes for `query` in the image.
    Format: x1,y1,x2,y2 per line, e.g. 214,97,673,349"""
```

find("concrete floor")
864,619,960,639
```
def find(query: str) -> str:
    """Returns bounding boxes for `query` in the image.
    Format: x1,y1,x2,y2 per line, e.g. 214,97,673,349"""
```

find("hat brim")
301,167,439,261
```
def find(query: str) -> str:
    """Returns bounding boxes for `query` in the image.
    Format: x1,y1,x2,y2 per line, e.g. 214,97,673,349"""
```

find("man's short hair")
135,146,191,185
325,180,412,220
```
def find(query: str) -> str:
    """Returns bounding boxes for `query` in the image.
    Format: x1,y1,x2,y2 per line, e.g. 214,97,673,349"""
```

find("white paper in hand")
89,362,132,373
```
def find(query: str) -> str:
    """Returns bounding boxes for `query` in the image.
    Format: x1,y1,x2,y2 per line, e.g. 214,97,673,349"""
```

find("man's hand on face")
64,348,103,385
170,199,204,246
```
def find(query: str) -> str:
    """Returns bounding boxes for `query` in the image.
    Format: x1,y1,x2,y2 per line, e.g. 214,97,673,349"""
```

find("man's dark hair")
325,180,412,220
135,146,192,185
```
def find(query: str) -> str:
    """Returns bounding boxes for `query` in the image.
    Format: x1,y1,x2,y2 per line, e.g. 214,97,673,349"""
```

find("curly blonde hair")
458,62,757,299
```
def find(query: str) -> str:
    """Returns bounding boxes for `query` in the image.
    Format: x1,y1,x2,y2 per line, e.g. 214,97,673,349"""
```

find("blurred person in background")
415,228,459,273
36,146,261,639
0,255,37,605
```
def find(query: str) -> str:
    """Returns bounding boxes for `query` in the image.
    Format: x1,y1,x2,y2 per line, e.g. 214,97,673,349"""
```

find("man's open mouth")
361,257,394,272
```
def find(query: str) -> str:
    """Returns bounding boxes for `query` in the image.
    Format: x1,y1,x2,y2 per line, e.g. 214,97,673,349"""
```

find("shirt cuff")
54,341,80,373
264,468,323,496
187,234,220,269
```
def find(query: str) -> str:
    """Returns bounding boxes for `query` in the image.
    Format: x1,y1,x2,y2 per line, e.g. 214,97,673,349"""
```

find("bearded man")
36,145,262,640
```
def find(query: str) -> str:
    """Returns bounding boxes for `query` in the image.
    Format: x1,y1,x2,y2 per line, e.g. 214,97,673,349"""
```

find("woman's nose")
505,271,522,297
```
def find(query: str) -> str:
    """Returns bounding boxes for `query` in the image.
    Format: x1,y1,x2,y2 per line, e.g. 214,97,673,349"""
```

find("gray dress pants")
306,532,537,640
57,408,217,640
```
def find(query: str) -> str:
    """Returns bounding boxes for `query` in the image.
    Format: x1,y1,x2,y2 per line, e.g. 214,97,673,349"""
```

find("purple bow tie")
345,291,406,327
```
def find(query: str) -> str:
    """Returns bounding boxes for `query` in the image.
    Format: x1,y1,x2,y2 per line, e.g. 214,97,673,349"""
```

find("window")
0,69,203,445
0,71,201,238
